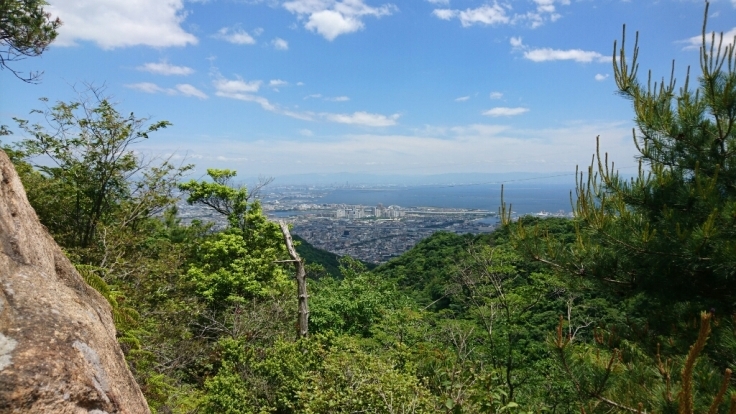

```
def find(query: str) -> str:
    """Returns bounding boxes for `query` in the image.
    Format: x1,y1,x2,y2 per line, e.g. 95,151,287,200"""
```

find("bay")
316,183,577,215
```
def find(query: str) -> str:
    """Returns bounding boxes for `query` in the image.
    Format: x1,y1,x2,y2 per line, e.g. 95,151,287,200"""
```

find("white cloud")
272,37,289,50
433,3,509,27
304,94,349,101
137,61,194,76
284,0,397,41
524,48,607,63
214,26,257,45
455,96,470,102
595,73,609,81
323,111,400,126
47,0,197,48
512,0,569,28
125,82,207,99
483,107,529,117
681,27,736,51
300,129,314,136
433,0,571,28
213,75,314,120
126,82,165,94
270,79,288,87
458,3,509,26
213,77,262,94
426,0,449,4
432,9,456,20
175,84,208,99
511,37,608,63
213,75,393,126
154,121,636,175
489,91,503,99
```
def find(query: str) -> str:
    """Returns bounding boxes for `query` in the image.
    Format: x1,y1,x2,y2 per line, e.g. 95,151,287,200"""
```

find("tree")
10,86,191,251
0,0,61,82
501,3,736,411
179,169,290,306
507,1,736,312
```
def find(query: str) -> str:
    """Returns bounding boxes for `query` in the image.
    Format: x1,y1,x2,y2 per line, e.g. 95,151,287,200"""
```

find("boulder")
0,150,150,414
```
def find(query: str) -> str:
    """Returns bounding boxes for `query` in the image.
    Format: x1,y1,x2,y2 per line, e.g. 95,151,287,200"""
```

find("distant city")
178,184,573,264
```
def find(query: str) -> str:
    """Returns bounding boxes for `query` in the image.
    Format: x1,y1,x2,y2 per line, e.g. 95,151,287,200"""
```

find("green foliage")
11,88,191,250
186,231,290,304
293,234,343,278
179,169,250,231
310,257,407,336
0,0,61,82
179,169,290,306
508,4,736,309
501,3,736,410
75,264,140,330
374,232,481,311
297,335,436,413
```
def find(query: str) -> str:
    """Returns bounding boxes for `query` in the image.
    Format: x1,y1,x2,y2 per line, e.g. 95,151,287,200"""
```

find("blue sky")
2,0,735,179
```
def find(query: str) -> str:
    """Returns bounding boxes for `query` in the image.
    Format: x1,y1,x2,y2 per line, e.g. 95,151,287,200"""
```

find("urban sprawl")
178,186,570,264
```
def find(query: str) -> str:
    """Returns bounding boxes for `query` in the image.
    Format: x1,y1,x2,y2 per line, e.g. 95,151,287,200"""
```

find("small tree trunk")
279,221,309,338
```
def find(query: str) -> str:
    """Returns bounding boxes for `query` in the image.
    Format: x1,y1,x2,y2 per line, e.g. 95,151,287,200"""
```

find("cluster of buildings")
177,185,568,264
286,213,496,264
331,204,404,220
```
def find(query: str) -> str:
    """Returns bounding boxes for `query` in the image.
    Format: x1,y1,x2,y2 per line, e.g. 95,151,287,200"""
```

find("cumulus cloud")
513,0,569,28
323,111,400,126
511,37,608,63
489,91,503,99
523,48,607,63
47,0,197,48
483,107,528,117
126,82,208,99
213,77,262,95
433,3,509,27
433,0,569,28
126,82,164,94
213,75,313,120
270,79,288,87
681,27,736,50
455,96,470,102
595,73,609,81
214,26,257,44
136,61,194,76
283,0,397,41
175,84,209,99
272,37,289,50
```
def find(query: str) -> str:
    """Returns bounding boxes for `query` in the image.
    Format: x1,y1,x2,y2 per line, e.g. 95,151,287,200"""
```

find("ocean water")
316,183,577,215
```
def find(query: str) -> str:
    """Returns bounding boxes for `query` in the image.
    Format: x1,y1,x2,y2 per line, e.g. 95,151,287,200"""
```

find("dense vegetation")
3,3,735,413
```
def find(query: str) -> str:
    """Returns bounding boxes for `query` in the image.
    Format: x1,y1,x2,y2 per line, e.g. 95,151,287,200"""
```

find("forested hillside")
3,3,735,413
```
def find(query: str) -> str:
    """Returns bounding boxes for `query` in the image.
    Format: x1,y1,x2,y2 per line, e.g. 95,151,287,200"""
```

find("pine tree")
501,3,736,410
506,1,736,310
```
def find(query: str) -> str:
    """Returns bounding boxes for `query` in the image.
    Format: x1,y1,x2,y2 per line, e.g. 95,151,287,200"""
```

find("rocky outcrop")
0,150,150,414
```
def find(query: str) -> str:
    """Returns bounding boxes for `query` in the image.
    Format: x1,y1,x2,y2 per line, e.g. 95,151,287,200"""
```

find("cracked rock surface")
0,150,150,414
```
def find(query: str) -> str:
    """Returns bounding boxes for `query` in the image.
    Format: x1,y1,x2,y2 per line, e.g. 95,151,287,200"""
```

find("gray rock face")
0,150,150,414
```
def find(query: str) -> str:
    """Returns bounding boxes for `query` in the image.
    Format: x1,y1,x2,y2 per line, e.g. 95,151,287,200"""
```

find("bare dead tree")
246,175,275,203
278,221,309,338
